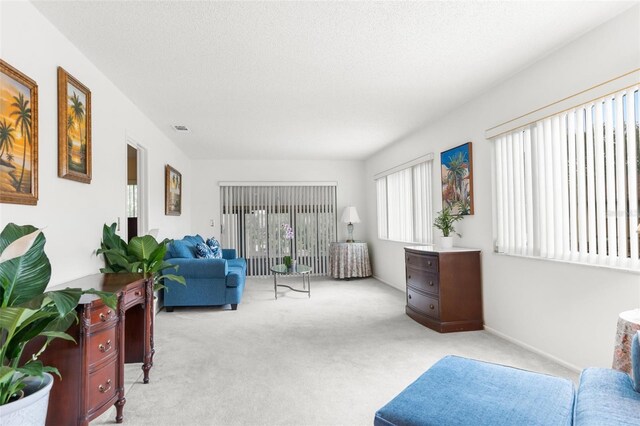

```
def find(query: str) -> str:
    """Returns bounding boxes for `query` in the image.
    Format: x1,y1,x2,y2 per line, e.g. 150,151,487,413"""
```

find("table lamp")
341,206,360,243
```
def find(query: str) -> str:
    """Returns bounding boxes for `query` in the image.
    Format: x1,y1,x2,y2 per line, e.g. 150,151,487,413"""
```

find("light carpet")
94,276,578,425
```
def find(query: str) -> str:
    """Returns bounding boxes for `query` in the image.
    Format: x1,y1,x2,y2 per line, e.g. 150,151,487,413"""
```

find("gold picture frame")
58,67,91,183
0,59,38,205
165,165,182,216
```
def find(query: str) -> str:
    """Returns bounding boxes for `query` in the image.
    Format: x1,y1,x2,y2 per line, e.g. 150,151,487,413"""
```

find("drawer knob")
135,291,141,296
429,304,435,310
429,281,434,286
99,310,112,322
98,339,112,353
408,294,412,299
98,379,112,393
427,261,432,266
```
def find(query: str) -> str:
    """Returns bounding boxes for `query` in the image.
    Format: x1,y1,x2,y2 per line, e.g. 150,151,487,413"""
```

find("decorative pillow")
633,331,640,393
206,238,223,259
171,240,195,259
195,242,215,259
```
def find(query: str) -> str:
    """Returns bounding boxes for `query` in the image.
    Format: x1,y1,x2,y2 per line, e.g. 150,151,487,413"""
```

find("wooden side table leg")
115,396,126,423
142,278,154,384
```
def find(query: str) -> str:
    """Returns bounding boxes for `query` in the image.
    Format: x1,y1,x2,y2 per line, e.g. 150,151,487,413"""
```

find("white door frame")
126,136,149,239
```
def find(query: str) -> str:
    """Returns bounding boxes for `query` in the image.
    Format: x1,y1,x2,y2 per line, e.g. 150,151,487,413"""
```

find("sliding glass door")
220,184,337,276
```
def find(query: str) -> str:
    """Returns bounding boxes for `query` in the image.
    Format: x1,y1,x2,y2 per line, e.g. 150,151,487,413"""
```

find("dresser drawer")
406,267,439,295
90,304,116,326
123,285,144,307
407,287,440,319
88,359,118,411
88,325,117,366
405,253,438,272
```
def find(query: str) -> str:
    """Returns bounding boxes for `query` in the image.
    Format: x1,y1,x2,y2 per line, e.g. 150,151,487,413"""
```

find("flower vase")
283,256,292,269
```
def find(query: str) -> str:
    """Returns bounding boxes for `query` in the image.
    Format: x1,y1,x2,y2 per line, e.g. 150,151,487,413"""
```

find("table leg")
273,274,277,300
307,274,311,298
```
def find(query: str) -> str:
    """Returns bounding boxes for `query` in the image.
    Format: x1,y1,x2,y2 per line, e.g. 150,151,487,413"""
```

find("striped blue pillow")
195,242,215,259
206,238,223,259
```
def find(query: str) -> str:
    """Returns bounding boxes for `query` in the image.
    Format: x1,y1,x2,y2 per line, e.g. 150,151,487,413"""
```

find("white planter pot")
439,236,453,249
0,373,54,426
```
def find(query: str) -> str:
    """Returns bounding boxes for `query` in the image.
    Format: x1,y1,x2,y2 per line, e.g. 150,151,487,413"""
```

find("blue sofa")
375,331,640,426
163,235,247,311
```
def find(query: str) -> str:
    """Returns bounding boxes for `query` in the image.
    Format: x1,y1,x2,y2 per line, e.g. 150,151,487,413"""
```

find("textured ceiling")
32,1,633,160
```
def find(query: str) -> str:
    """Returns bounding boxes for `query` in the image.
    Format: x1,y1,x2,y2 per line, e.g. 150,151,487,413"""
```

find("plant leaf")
128,235,159,264
0,229,42,264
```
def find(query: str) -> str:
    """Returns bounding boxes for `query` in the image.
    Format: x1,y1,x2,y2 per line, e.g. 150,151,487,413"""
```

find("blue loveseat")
163,235,246,311
375,331,640,426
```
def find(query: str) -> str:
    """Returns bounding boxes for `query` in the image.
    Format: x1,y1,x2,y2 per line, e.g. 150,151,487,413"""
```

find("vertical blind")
492,86,639,270
376,159,433,244
220,184,337,277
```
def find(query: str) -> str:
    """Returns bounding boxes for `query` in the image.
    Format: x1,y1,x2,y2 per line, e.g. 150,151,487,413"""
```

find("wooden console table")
329,242,372,279
37,273,154,425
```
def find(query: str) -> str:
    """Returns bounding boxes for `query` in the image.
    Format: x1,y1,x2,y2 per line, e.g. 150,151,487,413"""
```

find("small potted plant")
433,206,463,248
0,223,116,424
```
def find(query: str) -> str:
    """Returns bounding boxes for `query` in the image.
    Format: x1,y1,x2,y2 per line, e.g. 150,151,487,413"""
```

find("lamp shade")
341,206,361,224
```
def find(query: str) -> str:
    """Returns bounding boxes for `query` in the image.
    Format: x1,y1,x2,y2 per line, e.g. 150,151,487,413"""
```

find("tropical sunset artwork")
440,142,474,215
58,67,91,183
165,165,182,216
0,60,38,205
65,82,88,174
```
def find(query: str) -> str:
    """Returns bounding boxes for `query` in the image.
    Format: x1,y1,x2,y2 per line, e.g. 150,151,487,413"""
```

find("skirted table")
613,308,640,373
329,242,372,279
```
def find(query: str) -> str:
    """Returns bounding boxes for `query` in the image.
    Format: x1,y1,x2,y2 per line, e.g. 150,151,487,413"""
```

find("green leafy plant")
96,223,185,290
433,206,463,237
0,223,116,405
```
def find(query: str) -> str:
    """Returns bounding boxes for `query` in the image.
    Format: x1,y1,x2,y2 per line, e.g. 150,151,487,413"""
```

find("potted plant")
97,224,185,314
0,223,116,424
433,206,463,248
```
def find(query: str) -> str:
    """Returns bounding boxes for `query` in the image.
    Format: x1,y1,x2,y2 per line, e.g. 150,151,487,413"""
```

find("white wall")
0,1,192,285
190,159,366,242
365,6,640,369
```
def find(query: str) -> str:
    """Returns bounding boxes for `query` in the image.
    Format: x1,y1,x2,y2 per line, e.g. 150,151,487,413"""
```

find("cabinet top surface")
405,245,481,254
48,273,146,303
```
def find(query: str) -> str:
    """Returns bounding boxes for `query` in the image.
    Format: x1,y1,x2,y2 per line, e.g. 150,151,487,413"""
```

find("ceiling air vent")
172,124,190,133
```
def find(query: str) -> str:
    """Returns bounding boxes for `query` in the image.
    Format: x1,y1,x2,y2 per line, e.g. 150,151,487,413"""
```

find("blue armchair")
163,235,246,311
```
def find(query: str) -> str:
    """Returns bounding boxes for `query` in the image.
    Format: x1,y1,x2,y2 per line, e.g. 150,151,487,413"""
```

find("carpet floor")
94,276,577,425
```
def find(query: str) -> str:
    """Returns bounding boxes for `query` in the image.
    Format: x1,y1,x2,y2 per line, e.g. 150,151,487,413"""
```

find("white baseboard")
372,275,404,292
484,325,581,373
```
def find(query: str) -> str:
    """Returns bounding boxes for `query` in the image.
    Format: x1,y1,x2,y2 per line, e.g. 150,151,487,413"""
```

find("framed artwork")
0,60,38,205
58,67,91,183
165,165,182,216
440,142,474,215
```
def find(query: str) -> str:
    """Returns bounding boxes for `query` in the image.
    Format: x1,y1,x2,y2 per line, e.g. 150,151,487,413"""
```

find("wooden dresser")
36,273,154,425
404,246,483,333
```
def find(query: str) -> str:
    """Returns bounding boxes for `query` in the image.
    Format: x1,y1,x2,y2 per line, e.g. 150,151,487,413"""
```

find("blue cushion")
633,331,640,393
375,355,574,426
574,367,640,425
183,235,204,246
170,240,194,259
206,238,223,259
195,243,215,259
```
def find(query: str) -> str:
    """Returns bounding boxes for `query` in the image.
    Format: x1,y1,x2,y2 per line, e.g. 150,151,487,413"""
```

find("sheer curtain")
219,184,337,276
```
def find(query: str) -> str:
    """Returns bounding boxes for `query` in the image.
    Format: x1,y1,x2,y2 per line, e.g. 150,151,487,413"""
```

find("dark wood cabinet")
35,274,154,425
404,246,483,333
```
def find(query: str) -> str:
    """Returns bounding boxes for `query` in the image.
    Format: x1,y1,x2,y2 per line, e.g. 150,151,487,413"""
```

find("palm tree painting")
0,60,38,205
165,165,182,216
58,67,91,183
440,142,474,215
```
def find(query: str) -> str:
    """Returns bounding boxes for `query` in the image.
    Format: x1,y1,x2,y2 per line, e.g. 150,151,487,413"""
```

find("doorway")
126,142,148,241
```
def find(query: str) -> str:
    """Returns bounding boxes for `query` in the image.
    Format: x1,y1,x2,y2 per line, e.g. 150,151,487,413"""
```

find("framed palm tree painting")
58,67,91,183
0,60,38,205
165,165,182,216
441,142,474,215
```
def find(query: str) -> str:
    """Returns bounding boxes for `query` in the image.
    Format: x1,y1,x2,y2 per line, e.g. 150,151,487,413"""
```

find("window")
375,156,433,244
219,184,337,276
491,86,639,270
